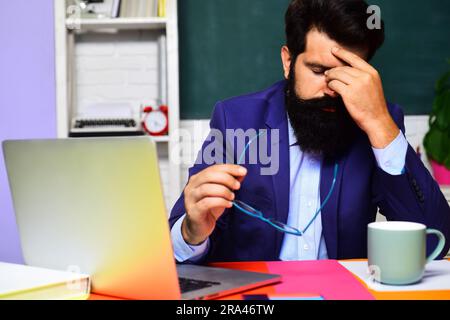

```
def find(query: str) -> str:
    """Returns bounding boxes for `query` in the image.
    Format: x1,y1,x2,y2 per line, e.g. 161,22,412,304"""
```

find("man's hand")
182,164,247,245
325,47,400,149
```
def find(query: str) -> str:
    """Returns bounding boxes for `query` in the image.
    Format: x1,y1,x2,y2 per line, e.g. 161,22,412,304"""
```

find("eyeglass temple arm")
237,131,267,165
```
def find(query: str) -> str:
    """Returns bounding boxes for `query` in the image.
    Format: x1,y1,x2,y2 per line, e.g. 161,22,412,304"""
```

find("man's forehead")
302,29,366,67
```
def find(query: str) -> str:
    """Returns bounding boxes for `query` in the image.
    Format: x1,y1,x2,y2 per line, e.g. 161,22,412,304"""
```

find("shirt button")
307,201,312,207
303,244,309,250
385,161,392,167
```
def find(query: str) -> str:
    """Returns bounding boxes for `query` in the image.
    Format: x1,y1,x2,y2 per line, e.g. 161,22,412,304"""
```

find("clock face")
144,110,168,135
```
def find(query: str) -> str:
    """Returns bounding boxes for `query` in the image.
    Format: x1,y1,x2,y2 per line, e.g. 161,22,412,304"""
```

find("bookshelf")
54,0,181,210
66,17,168,31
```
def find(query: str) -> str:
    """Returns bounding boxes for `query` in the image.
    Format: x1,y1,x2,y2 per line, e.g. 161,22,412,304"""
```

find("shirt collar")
287,118,298,147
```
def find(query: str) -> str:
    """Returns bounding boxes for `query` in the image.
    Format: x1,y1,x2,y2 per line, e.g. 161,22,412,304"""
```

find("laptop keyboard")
178,277,221,294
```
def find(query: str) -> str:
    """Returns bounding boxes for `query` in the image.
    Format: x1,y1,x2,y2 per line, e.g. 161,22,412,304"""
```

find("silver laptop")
2,137,280,300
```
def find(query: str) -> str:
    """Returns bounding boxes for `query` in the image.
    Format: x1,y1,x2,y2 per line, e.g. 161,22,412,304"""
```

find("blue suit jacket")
169,80,450,262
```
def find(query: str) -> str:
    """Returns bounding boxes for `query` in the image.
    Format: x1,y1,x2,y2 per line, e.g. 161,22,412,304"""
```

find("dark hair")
285,0,385,61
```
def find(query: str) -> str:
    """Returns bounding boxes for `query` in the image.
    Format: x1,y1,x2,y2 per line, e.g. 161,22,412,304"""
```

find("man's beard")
285,71,358,159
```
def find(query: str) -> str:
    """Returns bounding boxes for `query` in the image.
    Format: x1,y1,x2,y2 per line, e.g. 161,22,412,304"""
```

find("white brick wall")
74,30,162,115
403,115,432,172
77,84,158,101
77,55,158,70
77,70,126,85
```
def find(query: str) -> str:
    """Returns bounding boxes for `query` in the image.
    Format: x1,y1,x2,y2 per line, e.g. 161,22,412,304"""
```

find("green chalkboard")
370,0,450,115
179,0,450,119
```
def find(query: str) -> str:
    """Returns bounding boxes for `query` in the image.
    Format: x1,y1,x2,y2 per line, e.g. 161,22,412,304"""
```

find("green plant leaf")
424,127,449,164
436,71,450,94
445,153,450,170
430,90,450,131
424,59,450,169
434,90,450,130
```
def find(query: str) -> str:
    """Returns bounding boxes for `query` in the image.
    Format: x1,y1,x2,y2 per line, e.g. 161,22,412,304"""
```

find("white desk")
442,187,450,204
443,187,450,258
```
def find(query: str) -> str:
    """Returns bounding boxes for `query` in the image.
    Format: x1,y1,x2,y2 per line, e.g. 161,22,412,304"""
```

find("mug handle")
426,229,446,263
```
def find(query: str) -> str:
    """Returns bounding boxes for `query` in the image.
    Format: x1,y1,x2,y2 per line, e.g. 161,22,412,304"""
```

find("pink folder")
266,260,374,300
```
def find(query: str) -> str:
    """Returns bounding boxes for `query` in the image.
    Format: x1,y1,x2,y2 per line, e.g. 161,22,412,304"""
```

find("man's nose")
323,82,339,98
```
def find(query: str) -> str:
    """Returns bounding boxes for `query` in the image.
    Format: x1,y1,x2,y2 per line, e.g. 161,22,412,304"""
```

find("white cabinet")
54,0,181,211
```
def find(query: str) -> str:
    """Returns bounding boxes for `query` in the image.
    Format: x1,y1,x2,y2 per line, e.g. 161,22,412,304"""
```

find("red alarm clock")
142,105,169,136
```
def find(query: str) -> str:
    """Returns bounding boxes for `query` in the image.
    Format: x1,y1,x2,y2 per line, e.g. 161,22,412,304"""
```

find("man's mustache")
295,94,345,112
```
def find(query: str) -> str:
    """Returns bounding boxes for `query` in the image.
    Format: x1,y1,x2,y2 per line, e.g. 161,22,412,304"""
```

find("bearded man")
169,0,450,263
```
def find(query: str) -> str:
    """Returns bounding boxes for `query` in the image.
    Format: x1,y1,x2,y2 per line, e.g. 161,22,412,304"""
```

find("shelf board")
66,17,168,31
151,135,170,143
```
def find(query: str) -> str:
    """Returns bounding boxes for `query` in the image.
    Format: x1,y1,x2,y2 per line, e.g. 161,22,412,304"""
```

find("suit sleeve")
372,104,450,259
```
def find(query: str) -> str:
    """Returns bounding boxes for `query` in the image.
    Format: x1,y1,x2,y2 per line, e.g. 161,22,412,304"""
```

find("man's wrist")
171,215,209,263
181,217,207,246
365,114,400,149
372,131,408,176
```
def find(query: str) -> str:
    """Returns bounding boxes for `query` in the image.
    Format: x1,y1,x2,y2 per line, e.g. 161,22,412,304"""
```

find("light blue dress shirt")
171,121,409,262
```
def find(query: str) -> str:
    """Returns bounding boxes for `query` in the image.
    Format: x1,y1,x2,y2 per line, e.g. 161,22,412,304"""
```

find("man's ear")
281,46,292,80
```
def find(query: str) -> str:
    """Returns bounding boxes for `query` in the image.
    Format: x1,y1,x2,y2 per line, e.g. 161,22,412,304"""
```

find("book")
0,262,90,300
146,0,158,17
86,0,115,18
138,0,147,17
119,0,159,18
127,0,136,17
111,0,121,18
119,0,128,17
119,0,134,17
158,0,166,17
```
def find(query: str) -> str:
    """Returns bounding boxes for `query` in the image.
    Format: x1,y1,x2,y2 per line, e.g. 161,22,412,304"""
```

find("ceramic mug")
368,221,446,285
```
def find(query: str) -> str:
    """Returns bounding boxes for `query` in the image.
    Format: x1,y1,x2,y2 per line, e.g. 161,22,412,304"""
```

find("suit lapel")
264,81,290,256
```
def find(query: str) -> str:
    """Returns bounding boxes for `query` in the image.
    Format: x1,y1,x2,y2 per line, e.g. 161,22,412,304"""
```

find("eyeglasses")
232,131,339,237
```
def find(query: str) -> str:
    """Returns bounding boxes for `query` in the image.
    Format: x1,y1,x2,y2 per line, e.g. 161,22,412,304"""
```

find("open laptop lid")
4,137,282,300
3,137,181,299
